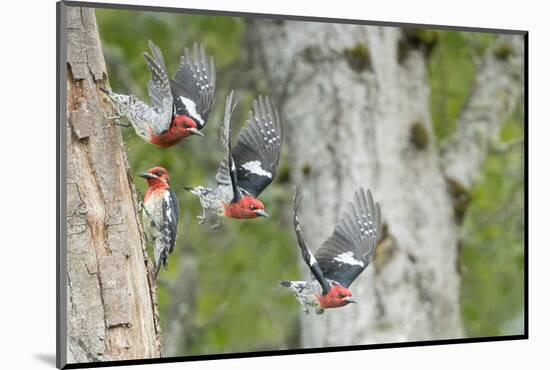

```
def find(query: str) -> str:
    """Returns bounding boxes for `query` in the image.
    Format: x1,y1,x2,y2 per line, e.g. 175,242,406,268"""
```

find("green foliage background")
96,9,525,354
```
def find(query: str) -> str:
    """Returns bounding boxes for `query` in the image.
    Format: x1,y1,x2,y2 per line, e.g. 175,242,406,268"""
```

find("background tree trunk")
251,21,523,347
64,6,161,364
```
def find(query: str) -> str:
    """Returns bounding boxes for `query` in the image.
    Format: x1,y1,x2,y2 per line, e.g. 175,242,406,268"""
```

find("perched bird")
184,90,282,228
101,40,215,147
281,187,381,314
139,167,179,277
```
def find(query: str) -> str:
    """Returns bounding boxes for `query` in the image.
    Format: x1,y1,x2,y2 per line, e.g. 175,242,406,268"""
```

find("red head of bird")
223,195,269,219
172,115,203,137
317,285,356,309
138,166,171,201
149,115,203,147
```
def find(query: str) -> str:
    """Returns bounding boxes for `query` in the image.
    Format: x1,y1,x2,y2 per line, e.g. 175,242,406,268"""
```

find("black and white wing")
215,94,281,198
142,40,174,134
293,189,331,295
216,95,282,198
215,91,236,189
315,188,381,288
162,188,180,254
171,43,216,130
215,91,241,203
154,188,180,276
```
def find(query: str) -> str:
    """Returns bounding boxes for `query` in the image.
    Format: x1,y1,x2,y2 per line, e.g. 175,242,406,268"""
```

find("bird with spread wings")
281,187,381,314
185,91,282,228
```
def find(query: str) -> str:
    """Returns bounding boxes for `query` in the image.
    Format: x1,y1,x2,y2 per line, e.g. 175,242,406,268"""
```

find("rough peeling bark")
252,21,523,347
65,6,162,364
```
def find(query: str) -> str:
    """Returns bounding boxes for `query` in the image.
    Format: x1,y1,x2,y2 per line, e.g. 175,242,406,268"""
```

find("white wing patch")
179,96,204,126
164,191,173,223
334,251,365,267
241,160,272,178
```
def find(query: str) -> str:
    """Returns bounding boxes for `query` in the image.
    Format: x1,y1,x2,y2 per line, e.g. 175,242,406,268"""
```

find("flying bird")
101,40,215,147
184,90,282,228
139,167,179,277
281,187,381,314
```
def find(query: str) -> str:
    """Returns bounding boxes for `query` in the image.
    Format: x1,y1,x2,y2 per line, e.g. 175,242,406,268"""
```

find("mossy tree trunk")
63,5,162,365
251,21,524,347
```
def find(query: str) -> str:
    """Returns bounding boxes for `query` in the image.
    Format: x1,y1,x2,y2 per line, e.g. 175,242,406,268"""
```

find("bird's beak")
344,297,357,304
138,172,156,179
255,209,270,218
188,128,204,137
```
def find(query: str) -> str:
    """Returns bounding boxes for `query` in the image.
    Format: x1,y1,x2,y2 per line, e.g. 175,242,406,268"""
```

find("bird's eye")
155,172,163,177
250,204,256,210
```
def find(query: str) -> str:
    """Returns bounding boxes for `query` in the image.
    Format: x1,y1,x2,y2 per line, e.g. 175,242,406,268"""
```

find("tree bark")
251,21,523,347
64,6,162,364
443,35,525,187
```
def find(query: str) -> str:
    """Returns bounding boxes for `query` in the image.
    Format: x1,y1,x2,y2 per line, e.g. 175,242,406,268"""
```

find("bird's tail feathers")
154,258,162,278
154,250,168,279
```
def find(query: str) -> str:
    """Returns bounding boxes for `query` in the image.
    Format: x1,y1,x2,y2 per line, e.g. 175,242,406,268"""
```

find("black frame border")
57,1,529,369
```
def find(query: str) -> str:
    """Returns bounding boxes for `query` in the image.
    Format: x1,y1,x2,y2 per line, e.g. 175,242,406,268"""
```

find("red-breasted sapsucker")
139,167,179,277
184,91,282,228
101,41,215,147
280,187,381,314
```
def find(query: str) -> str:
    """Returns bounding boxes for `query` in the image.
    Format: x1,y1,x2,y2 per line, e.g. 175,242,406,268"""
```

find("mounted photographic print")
57,1,527,368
